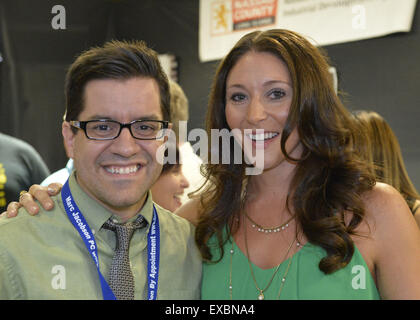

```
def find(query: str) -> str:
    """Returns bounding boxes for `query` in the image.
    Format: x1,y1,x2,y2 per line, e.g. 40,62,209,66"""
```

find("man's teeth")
105,165,140,174
248,132,279,141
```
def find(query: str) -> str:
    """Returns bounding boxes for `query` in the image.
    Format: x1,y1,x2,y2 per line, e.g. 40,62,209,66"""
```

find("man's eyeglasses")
69,119,169,140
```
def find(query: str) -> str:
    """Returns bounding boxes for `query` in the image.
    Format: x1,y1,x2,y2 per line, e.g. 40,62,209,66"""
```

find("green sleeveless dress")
201,234,380,300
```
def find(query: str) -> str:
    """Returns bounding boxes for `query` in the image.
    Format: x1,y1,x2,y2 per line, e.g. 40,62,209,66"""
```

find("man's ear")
163,122,174,143
62,121,76,159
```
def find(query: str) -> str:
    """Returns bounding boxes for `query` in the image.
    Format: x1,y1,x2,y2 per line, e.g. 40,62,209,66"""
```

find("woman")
352,110,420,224
6,29,420,299
151,145,190,212
180,29,420,299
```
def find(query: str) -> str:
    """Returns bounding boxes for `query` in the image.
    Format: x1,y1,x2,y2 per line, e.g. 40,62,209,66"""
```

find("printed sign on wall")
199,0,418,62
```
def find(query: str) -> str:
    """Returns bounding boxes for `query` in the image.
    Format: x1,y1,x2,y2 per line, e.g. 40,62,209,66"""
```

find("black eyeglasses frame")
69,119,170,140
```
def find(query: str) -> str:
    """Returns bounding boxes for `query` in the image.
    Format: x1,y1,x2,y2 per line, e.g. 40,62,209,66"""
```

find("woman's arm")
1,183,62,217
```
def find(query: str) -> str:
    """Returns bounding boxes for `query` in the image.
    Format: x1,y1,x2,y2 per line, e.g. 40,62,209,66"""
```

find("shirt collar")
65,171,154,232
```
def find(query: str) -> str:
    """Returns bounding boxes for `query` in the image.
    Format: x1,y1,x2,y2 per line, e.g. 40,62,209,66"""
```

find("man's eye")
139,125,154,131
133,123,158,132
93,124,111,131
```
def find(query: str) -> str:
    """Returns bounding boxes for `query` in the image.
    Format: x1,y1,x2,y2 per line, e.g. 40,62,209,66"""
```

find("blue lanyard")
61,179,160,300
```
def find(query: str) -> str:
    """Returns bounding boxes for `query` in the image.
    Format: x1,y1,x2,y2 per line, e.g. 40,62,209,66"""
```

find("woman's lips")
245,131,280,148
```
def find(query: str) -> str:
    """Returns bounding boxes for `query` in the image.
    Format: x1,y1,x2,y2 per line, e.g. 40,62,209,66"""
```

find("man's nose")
111,127,141,157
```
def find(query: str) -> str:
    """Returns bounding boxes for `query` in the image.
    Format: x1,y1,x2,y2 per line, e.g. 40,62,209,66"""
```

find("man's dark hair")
64,40,170,125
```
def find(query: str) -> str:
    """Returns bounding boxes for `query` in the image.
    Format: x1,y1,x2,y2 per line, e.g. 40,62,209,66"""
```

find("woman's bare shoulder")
362,182,413,222
174,197,202,226
356,182,418,238
360,182,420,298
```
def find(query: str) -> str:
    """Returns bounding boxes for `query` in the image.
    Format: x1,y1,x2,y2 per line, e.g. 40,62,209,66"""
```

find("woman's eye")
229,93,247,102
268,89,286,99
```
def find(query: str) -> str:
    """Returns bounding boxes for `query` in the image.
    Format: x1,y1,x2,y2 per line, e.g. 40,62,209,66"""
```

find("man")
38,80,206,206
0,40,201,299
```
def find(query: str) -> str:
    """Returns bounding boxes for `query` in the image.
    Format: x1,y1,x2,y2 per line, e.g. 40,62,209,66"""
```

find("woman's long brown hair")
196,29,375,274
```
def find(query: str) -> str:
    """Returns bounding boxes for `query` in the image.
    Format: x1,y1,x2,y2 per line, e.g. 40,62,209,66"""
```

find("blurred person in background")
151,143,189,212
352,110,420,227
168,80,205,204
0,132,49,212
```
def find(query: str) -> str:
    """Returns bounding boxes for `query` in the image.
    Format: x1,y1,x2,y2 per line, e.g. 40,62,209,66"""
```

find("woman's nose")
179,173,190,189
246,98,267,124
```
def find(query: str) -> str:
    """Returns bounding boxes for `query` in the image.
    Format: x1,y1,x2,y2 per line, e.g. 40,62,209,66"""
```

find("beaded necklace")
245,212,295,234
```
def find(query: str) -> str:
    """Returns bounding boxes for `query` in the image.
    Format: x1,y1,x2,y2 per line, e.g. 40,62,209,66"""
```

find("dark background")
0,0,419,188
